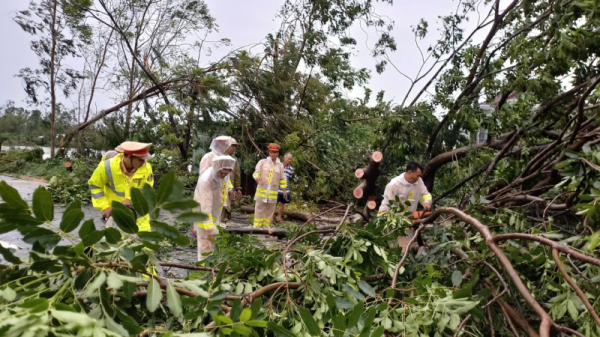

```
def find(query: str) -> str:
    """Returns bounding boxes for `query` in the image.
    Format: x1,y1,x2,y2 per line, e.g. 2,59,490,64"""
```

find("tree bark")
49,0,58,158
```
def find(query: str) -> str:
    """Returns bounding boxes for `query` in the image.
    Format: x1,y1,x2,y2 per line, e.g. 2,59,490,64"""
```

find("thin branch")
388,224,425,305
552,248,600,328
453,314,472,337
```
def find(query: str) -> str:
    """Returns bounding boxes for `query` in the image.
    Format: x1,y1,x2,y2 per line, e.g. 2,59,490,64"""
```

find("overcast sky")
0,0,487,111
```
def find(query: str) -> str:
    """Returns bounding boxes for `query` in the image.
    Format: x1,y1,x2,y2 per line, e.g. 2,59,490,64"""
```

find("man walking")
194,155,236,261
221,138,242,225
252,143,287,227
276,152,293,222
88,141,154,232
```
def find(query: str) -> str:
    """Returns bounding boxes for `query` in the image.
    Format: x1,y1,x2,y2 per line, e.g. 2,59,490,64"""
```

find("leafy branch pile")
0,168,599,337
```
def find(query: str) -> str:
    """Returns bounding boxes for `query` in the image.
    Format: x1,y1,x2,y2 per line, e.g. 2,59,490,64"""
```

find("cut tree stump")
353,151,384,208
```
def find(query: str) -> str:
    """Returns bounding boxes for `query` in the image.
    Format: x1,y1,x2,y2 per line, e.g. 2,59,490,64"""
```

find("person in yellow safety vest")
88,141,154,232
252,143,287,227
193,155,236,261
379,162,432,251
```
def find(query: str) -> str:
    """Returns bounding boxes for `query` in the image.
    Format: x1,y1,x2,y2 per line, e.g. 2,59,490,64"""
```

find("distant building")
473,92,520,144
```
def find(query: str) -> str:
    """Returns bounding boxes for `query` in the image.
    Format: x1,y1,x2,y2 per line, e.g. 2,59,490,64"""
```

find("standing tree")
13,0,91,157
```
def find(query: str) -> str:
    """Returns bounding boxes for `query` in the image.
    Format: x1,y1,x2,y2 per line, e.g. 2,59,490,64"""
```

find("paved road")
0,175,180,258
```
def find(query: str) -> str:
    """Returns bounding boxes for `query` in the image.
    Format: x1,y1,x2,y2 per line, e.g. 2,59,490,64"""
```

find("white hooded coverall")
193,155,236,261
252,157,287,227
199,136,234,210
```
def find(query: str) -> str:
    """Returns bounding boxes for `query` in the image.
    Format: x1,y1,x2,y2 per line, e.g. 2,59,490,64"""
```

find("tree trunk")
239,205,360,223
124,39,139,138
353,151,384,205
49,0,58,158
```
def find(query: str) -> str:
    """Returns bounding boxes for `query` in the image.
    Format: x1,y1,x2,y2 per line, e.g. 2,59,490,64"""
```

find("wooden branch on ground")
239,205,361,223
224,227,291,238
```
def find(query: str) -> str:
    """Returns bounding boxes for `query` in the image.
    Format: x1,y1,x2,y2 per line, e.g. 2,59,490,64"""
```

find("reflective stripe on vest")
104,159,125,197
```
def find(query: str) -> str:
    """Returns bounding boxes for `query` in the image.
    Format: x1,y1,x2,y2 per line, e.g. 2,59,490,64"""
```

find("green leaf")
111,202,138,234
60,209,84,233
233,325,252,336
299,307,321,336
83,272,106,297
240,308,252,323
176,211,208,223
335,297,354,309
80,220,104,247
0,243,21,264
104,227,122,244
106,273,123,290
162,200,199,211
0,221,17,234
131,188,149,217
117,310,144,335
2,286,16,301
130,254,149,271
150,221,180,240
146,278,162,312
342,284,365,301
231,298,243,321
220,315,234,325
105,315,129,336
156,171,176,204
78,219,94,237
64,200,81,215
332,313,346,337
358,280,376,298
20,298,49,313
370,326,384,337
32,186,53,221
347,302,363,328
567,300,578,321
2,212,44,226
585,231,600,251
166,283,182,317
267,322,295,337
452,270,463,286
0,181,28,209
244,320,267,328
123,282,136,299
250,298,262,319
141,183,158,218
22,227,60,248
360,308,377,337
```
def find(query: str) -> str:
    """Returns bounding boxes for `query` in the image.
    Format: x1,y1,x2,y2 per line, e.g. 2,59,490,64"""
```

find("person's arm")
252,160,262,183
379,183,394,213
88,160,111,214
279,165,288,199
234,160,242,191
196,180,215,230
420,183,432,211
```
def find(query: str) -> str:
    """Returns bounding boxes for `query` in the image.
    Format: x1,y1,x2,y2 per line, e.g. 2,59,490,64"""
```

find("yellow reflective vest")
253,158,287,203
88,153,154,231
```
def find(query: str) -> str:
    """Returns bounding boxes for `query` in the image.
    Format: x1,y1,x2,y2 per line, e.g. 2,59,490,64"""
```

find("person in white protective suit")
199,135,235,226
193,155,236,261
252,143,287,227
379,162,432,252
